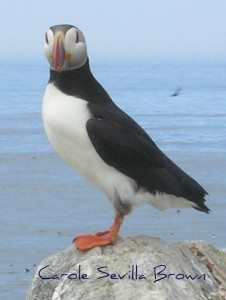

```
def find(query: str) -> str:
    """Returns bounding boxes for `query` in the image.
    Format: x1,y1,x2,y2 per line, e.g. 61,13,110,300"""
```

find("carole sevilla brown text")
38,264,206,282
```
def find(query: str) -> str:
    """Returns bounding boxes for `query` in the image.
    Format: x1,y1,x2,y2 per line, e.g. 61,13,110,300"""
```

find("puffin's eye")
45,33,49,44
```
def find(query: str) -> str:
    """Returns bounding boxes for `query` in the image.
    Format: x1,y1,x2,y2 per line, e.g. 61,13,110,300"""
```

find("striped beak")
52,33,65,72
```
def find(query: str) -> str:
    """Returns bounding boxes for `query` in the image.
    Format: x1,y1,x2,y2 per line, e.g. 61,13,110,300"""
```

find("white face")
44,25,88,72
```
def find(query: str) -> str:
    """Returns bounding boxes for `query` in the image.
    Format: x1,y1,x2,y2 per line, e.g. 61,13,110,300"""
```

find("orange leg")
74,214,124,251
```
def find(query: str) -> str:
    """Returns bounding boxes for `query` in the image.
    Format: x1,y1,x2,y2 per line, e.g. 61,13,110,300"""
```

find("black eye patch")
76,32,80,43
45,33,49,44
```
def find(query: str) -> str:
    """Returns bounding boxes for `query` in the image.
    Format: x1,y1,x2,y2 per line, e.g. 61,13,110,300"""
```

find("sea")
0,54,225,299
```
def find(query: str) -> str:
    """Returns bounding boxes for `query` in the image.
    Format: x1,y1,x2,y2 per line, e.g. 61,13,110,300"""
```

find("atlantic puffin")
43,24,210,251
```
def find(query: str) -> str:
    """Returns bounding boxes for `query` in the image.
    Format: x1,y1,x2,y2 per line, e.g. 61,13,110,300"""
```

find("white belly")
42,83,194,211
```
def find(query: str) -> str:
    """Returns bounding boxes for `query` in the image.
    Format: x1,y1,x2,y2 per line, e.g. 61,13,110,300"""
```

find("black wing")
86,104,209,213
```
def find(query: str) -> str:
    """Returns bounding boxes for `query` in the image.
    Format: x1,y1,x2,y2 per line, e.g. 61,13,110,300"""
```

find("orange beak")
52,34,65,72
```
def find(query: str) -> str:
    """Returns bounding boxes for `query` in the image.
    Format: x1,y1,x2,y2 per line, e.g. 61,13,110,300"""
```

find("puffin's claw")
73,214,123,251
75,234,112,251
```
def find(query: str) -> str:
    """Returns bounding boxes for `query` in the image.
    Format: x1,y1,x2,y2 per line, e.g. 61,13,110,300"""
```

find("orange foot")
73,214,123,251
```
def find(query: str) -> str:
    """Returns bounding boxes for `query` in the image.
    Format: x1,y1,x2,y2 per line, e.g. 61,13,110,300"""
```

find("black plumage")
50,60,210,213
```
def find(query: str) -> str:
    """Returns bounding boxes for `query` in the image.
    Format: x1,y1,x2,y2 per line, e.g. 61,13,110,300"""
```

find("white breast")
43,83,100,179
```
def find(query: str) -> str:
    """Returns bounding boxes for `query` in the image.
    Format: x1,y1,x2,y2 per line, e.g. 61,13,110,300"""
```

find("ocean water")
0,54,225,299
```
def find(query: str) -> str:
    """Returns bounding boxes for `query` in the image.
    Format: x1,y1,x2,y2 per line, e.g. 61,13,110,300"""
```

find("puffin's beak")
52,33,65,72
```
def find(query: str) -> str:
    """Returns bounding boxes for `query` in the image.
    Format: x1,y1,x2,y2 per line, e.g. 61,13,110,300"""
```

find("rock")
27,236,226,300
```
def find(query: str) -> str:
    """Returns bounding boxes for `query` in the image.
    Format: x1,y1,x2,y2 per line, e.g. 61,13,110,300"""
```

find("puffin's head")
44,24,87,72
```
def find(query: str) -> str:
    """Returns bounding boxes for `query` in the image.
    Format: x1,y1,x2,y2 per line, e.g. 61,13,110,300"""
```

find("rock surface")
27,236,226,300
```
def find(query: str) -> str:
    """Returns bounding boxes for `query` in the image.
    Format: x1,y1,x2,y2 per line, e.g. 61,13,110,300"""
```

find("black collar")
49,59,112,104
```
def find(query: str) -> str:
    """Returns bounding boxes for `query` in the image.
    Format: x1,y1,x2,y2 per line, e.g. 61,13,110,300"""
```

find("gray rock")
27,236,226,300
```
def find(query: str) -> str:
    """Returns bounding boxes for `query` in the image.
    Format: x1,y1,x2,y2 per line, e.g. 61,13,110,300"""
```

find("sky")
1,0,226,57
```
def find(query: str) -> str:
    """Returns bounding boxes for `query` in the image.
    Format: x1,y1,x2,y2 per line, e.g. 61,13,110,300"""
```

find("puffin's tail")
193,197,211,214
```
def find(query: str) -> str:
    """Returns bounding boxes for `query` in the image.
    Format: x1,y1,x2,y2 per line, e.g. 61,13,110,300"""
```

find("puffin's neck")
49,59,112,104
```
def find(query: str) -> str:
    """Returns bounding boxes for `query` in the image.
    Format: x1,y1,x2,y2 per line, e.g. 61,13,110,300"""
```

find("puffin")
43,24,210,251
